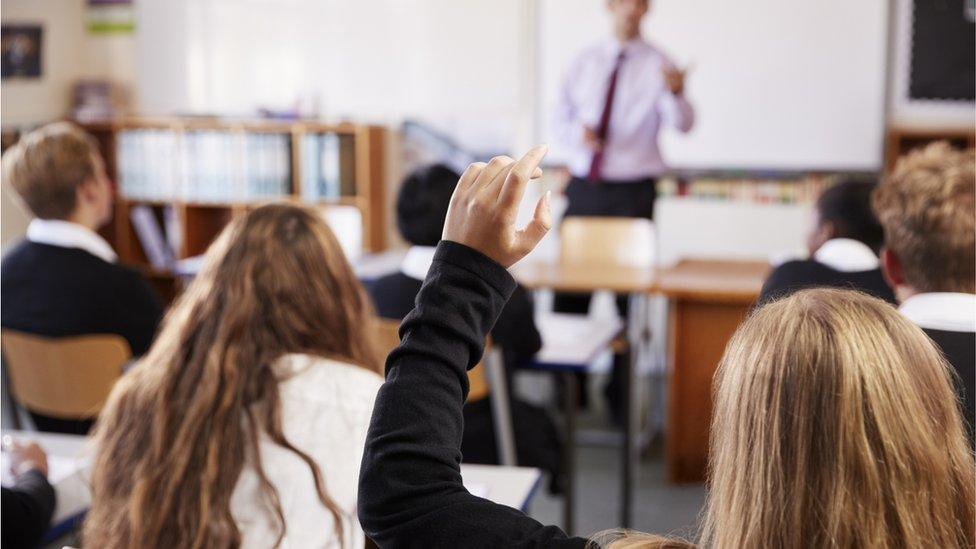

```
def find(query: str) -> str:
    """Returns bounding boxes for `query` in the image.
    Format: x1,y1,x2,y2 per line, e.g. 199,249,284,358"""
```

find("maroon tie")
587,50,626,182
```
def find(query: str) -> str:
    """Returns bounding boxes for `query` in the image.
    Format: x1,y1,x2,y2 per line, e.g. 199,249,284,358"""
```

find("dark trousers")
555,176,656,420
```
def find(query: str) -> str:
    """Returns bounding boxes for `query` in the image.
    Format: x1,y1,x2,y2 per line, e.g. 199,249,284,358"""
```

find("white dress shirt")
812,238,880,272
899,293,976,334
230,353,383,549
555,37,694,180
26,218,118,263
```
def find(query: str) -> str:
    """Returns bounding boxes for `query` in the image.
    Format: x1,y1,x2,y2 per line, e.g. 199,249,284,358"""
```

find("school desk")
0,430,544,534
654,259,769,483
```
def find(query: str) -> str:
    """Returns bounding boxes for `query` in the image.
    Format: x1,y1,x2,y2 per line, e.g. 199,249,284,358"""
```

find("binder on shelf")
130,205,175,269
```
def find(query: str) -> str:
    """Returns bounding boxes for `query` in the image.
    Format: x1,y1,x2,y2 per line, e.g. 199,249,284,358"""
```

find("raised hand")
662,64,687,96
442,145,552,268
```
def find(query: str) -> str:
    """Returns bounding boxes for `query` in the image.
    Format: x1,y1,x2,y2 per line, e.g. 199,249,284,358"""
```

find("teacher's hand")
662,64,687,96
583,125,603,152
442,145,552,268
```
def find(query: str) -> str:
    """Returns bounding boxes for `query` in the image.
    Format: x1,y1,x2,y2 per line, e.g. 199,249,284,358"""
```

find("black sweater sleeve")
358,241,587,549
1,469,56,548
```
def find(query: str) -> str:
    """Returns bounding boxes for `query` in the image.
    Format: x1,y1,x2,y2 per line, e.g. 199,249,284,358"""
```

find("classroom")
0,0,973,547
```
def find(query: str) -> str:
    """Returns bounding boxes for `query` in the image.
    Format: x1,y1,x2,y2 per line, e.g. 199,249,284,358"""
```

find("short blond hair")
872,142,976,293
1,122,100,219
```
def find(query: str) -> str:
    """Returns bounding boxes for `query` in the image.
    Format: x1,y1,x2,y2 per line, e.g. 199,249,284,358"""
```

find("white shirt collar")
26,219,118,263
812,238,879,272
400,246,437,281
899,293,976,333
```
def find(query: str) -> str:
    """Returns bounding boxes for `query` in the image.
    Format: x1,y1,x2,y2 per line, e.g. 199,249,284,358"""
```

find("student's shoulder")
277,354,384,401
768,258,829,279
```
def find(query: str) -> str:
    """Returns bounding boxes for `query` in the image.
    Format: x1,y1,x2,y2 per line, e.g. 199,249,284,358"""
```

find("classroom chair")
559,216,657,269
371,318,516,465
1,331,131,427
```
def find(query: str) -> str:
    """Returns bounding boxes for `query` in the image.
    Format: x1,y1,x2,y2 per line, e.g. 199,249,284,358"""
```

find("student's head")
806,179,884,255
396,163,459,247
84,203,380,548
872,143,976,300
700,288,974,548
607,0,649,41
1,122,113,229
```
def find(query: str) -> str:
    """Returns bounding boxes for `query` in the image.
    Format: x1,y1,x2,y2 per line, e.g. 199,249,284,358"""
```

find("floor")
525,418,706,543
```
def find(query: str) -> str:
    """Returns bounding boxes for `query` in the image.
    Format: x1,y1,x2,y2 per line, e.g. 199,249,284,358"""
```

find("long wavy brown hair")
599,288,975,548
83,203,381,548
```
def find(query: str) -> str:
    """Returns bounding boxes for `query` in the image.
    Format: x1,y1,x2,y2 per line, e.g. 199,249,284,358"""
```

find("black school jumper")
359,241,587,548
758,259,896,305
1,240,163,433
923,327,976,441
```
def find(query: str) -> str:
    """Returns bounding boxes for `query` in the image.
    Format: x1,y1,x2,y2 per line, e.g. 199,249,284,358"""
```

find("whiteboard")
538,0,889,171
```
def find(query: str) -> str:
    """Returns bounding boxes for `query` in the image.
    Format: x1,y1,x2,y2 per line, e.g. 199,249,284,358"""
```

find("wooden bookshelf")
78,118,387,303
884,127,975,173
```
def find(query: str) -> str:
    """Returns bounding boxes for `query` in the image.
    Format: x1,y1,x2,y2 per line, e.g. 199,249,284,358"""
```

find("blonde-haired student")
84,203,383,548
1,122,162,434
358,147,975,548
873,142,976,437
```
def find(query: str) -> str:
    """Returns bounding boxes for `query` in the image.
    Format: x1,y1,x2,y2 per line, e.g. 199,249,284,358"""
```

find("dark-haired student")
358,147,975,548
759,180,895,304
873,143,976,439
1,123,163,434
368,164,563,491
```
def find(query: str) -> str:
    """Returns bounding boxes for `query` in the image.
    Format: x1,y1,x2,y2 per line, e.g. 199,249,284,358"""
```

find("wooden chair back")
372,318,491,402
560,216,656,268
1,331,131,420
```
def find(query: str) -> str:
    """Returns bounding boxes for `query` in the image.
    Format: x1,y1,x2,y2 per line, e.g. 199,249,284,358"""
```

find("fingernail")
544,190,552,209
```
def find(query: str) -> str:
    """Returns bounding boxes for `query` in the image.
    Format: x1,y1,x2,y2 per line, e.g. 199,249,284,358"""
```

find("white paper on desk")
0,455,79,487
466,483,490,499
535,313,623,366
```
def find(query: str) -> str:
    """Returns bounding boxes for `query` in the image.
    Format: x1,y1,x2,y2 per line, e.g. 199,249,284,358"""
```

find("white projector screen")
538,0,889,171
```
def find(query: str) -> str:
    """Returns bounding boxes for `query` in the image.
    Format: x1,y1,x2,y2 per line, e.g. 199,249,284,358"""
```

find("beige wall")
1,0,137,249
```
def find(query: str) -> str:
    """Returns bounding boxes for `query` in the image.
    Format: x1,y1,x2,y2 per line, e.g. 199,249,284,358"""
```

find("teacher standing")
555,0,694,220
553,0,694,420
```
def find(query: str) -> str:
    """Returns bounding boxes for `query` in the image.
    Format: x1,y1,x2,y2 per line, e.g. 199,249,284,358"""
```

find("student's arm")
1,442,56,549
359,148,588,548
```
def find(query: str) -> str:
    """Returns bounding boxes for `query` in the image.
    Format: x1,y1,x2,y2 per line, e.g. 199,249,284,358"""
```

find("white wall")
0,0,87,126
136,0,536,153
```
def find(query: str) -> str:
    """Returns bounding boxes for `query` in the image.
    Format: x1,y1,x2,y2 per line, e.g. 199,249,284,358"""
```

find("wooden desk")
512,261,656,294
514,260,654,529
656,260,769,483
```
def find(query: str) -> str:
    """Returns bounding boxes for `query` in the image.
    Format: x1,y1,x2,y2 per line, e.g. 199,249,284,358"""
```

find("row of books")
657,176,834,204
300,133,357,201
116,130,305,202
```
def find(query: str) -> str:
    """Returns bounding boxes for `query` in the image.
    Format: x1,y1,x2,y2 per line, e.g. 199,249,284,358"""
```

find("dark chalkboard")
909,0,975,101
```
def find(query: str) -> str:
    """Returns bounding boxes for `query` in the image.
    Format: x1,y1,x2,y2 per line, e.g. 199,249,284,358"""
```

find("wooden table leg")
666,298,751,483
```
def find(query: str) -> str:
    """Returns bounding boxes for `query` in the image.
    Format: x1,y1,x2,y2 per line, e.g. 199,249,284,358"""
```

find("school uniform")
232,353,382,548
899,293,976,439
360,241,587,548
1,219,163,433
1,469,55,549
367,247,564,491
368,246,542,370
759,238,896,304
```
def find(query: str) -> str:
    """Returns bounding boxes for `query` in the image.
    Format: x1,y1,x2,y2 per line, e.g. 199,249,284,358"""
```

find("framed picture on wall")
1,25,43,79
